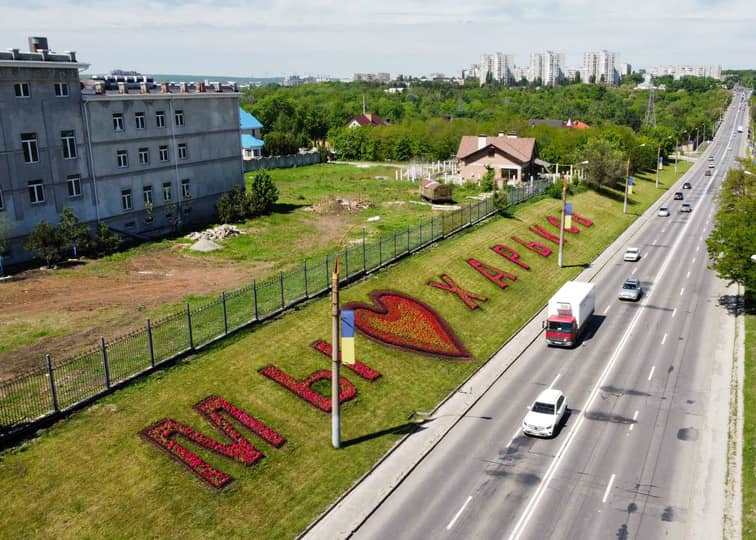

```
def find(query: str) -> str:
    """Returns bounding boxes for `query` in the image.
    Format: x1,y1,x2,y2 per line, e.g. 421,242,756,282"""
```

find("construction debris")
189,238,222,252
307,197,373,215
185,224,242,243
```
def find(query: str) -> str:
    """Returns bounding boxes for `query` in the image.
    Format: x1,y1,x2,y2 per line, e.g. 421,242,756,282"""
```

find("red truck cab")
545,315,578,347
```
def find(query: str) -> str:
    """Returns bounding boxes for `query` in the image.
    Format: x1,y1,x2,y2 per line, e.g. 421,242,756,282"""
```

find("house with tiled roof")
240,107,264,159
456,134,538,184
347,113,389,128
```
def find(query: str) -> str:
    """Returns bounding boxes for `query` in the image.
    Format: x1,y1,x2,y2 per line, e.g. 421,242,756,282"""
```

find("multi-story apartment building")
353,73,391,83
527,51,564,86
0,37,243,266
582,50,619,85
649,65,722,80
478,53,515,85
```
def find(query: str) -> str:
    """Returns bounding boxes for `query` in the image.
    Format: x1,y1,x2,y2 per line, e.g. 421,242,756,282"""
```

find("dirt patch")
0,249,264,378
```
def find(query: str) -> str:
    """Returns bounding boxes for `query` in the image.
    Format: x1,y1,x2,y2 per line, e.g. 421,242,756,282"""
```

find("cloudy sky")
2,0,754,77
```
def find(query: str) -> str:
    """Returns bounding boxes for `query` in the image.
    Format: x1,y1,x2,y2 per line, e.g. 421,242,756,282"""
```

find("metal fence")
0,178,552,438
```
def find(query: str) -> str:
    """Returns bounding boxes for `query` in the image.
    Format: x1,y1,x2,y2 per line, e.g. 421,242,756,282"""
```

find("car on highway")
674,192,683,200
623,247,641,262
658,206,670,217
522,389,567,438
618,277,642,302
680,203,692,213
683,182,692,189
705,169,713,176
708,162,715,168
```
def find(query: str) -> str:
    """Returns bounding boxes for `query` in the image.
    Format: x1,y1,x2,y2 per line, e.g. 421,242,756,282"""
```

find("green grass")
744,291,756,538
0,162,689,539
0,317,70,356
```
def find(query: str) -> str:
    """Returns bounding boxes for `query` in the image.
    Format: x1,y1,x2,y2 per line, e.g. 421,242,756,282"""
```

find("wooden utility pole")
655,144,661,188
331,258,341,449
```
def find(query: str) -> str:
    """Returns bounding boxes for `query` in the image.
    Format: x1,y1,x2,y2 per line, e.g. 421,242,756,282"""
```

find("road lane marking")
680,288,685,296
507,112,724,540
696,245,700,253
692,257,696,264
631,267,637,274
661,333,667,345
604,305,612,315
648,366,656,381
662,228,666,233
447,496,473,530
672,308,677,318
548,373,561,389
686,271,691,279
629,410,639,431
602,474,616,504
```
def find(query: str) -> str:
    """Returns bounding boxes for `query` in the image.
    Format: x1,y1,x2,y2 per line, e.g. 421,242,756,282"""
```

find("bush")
58,208,90,257
216,186,248,223
93,223,121,256
24,221,65,267
545,182,564,199
481,167,495,192
246,171,279,216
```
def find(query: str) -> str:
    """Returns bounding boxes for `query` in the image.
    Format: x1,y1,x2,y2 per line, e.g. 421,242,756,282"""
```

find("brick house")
456,134,537,184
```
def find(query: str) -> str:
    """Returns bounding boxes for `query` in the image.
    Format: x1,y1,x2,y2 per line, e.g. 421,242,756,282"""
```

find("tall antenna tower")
643,87,656,128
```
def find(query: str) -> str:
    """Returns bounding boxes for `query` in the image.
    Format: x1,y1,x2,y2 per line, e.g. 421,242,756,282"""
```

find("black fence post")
379,237,383,266
344,248,349,280
186,303,194,350
146,319,155,368
431,215,435,239
279,272,285,309
419,222,423,245
406,227,410,253
46,353,59,413
252,280,259,321
362,228,367,272
222,292,229,335
304,259,309,297
101,337,111,389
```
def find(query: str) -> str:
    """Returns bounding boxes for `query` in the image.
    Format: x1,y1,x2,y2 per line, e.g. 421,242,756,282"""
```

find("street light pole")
655,144,661,188
624,158,630,214
330,258,341,449
558,175,568,268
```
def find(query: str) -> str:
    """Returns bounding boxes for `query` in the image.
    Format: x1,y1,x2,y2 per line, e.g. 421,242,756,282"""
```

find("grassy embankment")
743,291,756,537
0,163,689,539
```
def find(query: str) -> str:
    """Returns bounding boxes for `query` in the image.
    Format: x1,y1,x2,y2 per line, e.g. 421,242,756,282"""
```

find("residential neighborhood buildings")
479,53,515,84
240,108,264,159
456,134,538,185
0,37,244,266
353,73,391,83
649,64,722,80
346,113,389,128
582,50,619,85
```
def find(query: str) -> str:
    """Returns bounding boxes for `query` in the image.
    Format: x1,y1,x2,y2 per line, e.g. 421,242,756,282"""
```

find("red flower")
259,365,357,412
529,224,563,245
511,236,552,257
546,215,580,234
311,339,382,381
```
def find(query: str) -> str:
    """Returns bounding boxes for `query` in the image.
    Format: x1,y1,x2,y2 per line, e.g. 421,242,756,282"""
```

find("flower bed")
511,235,552,257
311,339,382,381
427,274,488,310
490,244,530,270
546,215,580,234
259,365,357,412
529,224,564,245
466,258,517,289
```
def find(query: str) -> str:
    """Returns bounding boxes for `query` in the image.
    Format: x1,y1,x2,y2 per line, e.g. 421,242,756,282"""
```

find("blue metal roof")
240,108,263,130
241,134,264,149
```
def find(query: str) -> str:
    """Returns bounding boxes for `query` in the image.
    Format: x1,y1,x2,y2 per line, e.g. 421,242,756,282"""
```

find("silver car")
618,277,642,301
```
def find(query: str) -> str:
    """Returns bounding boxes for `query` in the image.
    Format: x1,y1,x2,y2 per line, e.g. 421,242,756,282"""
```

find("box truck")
544,281,596,347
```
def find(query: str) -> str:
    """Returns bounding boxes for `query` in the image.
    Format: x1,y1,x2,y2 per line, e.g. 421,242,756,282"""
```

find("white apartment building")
479,53,515,85
583,50,619,85
649,65,722,80
528,51,564,86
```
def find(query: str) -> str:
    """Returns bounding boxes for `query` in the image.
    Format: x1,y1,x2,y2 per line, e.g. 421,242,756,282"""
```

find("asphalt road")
351,93,750,540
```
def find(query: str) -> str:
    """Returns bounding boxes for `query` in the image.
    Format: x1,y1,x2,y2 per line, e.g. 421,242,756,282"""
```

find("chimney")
28,36,49,53
477,135,487,149
497,132,505,137
160,82,169,94
198,81,206,93
232,82,239,92
66,51,77,62
39,49,49,61
506,133,517,139
95,82,105,95
9,48,20,60
140,82,148,94
117,82,126,95
179,82,187,93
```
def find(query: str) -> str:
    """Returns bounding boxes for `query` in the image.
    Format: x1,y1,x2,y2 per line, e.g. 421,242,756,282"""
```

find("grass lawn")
743,291,756,537
0,162,689,539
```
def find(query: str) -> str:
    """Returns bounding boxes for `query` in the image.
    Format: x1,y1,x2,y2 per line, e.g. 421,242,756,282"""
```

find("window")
0,189,4,211
143,185,153,206
21,133,39,163
61,130,77,159
181,178,191,200
532,402,555,415
67,175,81,198
14,82,30,98
175,110,184,126
135,112,145,130
54,82,69,97
116,150,128,168
138,147,150,165
159,145,169,162
178,143,188,160
112,113,124,132
162,182,172,201
156,111,165,128
28,180,45,204
121,189,133,211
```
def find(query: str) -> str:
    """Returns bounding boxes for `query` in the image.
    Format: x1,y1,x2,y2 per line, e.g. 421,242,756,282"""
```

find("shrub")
93,223,121,256
24,221,65,267
481,167,495,192
246,171,279,216
216,186,248,223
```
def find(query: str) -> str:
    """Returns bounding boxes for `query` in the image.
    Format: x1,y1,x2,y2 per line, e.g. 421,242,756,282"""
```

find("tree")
706,166,756,290
246,170,279,216
582,138,626,189
58,208,89,257
24,221,65,267
481,166,495,191
216,185,248,223
0,215,9,275
93,222,121,256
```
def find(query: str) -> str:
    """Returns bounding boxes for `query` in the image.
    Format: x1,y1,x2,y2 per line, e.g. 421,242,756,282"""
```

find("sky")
2,0,755,78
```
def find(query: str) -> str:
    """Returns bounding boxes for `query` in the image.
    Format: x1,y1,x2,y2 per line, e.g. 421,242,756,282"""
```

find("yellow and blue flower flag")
565,202,573,230
341,309,356,365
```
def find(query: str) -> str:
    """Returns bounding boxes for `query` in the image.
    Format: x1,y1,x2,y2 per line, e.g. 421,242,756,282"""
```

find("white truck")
738,125,744,133
544,281,596,348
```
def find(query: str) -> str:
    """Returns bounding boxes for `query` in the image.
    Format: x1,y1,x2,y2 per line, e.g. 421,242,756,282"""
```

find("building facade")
527,51,564,86
0,37,243,266
582,50,619,85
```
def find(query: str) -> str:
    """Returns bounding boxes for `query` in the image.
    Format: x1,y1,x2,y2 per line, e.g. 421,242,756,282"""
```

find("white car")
658,207,670,217
522,389,567,438
623,247,641,262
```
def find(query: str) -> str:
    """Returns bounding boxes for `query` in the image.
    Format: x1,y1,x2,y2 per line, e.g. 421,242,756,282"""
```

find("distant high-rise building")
527,51,563,86
649,65,722,80
619,63,632,78
583,50,618,85
478,52,516,85
353,72,391,83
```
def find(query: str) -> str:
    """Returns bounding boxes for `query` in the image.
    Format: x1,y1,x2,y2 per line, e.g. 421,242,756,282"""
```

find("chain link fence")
0,178,552,437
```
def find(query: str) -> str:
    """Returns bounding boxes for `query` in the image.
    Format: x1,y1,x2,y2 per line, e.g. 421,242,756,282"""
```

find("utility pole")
655,144,661,188
331,258,341,449
624,159,630,214
558,175,568,268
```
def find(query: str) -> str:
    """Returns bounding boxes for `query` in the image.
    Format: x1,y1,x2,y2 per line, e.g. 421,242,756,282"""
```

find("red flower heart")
343,290,471,359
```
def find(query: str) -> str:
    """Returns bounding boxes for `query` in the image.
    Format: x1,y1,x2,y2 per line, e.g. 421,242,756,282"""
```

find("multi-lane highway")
348,92,750,540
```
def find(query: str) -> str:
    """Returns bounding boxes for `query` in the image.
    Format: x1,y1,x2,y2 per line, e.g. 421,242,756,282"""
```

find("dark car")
682,182,692,189
674,192,683,200
705,169,712,177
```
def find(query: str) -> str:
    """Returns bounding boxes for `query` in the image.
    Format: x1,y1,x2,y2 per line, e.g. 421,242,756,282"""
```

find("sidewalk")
301,153,706,539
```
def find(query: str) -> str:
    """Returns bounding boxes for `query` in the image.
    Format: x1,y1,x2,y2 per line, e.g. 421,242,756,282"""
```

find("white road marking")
604,305,612,315
672,308,677,318
648,366,656,381
692,257,696,264
680,288,685,296
696,245,700,253
507,114,724,540
661,333,667,345
629,410,639,431
447,496,473,530
686,271,691,279
548,373,561,389
631,267,637,274
602,474,616,504
662,228,666,233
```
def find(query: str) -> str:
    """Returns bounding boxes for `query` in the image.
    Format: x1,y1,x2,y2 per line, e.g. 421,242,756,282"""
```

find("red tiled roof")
456,135,536,162
349,113,388,126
